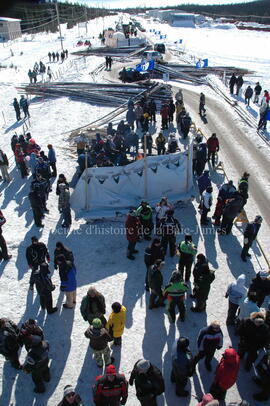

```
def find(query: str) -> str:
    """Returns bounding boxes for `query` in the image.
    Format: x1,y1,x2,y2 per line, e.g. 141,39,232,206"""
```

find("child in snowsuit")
85,318,112,367
106,302,126,346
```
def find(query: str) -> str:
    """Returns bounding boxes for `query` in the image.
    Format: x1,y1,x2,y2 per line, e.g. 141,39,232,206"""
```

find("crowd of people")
1,51,270,406
74,93,193,174
228,74,270,130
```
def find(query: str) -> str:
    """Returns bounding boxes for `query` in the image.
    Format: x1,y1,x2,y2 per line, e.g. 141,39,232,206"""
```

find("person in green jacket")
178,234,197,282
191,264,215,312
136,201,153,241
163,271,188,323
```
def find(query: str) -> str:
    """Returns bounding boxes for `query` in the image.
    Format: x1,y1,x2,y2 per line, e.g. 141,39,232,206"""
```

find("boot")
34,382,45,393
127,254,135,260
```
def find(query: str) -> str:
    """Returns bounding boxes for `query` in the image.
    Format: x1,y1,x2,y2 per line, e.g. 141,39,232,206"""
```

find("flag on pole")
136,59,155,72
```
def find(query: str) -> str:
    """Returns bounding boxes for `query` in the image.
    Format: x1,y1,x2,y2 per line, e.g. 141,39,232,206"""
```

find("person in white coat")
225,274,247,326
200,186,213,225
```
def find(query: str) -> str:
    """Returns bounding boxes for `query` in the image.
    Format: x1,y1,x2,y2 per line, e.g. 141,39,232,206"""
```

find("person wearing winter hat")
241,215,262,262
225,274,247,326
85,318,113,368
237,311,270,371
209,348,240,401
57,385,83,406
93,364,128,406
249,270,270,307
196,393,219,406
171,336,194,397
129,359,164,406
106,302,126,346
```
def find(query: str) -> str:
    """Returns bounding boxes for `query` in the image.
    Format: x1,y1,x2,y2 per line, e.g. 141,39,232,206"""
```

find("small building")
168,13,196,28
0,17,21,41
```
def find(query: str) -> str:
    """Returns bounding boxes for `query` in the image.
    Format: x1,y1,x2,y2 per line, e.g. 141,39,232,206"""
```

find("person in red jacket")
0,210,12,261
209,348,240,401
15,143,28,178
92,364,128,406
160,103,169,130
207,133,219,167
125,210,141,260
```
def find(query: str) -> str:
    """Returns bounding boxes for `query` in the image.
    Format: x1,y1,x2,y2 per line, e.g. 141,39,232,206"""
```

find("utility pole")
55,0,64,51
85,7,88,34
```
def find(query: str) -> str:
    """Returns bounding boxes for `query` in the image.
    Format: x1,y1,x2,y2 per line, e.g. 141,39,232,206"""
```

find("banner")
195,58,209,69
136,59,155,72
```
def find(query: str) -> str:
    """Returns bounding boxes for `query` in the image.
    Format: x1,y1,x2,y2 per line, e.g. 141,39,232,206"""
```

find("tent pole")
143,133,148,200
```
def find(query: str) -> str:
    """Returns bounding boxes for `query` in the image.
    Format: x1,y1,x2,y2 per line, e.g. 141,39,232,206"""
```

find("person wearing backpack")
0,318,21,369
33,263,58,314
129,359,165,406
171,337,194,397
22,335,50,393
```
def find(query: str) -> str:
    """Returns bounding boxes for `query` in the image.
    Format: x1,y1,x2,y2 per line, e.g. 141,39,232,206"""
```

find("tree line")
1,1,113,35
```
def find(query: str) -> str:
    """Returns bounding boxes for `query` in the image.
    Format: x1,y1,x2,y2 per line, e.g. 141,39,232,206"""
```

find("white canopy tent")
71,148,193,218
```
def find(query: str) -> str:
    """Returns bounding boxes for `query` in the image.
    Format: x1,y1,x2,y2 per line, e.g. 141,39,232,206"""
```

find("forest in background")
0,0,269,35
0,1,113,34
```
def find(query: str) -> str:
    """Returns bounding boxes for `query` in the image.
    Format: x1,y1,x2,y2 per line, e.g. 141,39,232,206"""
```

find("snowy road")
180,85,270,260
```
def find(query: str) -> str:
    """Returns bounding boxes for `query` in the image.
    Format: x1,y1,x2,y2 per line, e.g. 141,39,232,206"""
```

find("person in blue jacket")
193,321,223,371
56,254,77,309
197,170,211,195
171,337,194,397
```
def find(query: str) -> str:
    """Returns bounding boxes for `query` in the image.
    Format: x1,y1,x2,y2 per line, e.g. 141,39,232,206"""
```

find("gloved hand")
244,238,249,244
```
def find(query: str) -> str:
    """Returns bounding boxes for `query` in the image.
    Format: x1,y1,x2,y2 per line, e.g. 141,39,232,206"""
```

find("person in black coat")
229,73,237,94
195,142,207,176
25,236,50,289
237,312,270,371
253,351,270,401
199,93,206,116
181,113,192,138
241,215,262,261
148,260,164,309
149,99,157,123
0,318,21,369
238,171,250,208
54,241,74,269
13,98,21,121
28,190,44,228
22,336,50,393
218,191,243,235
171,337,194,397
191,264,215,312
129,359,165,406
33,263,58,314
160,210,181,257
191,253,208,297
244,86,253,106
168,99,175,123
236,75,244,95
254,82,262,103
249,271,270,307
144,238,164,291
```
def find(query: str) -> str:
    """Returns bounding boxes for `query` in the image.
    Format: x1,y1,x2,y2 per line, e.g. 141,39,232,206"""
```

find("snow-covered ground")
0,13,269,406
